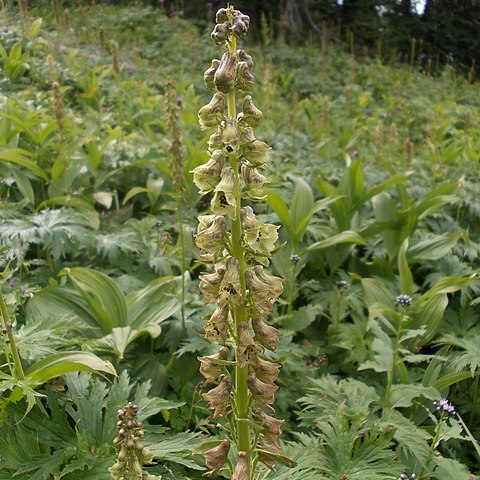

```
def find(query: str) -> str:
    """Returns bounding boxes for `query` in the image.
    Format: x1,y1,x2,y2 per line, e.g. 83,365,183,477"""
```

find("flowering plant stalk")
192,5,296,478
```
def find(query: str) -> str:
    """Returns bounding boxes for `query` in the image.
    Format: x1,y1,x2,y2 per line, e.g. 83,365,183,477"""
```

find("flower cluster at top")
396,294,412,307
192,5,288,478
434,398,456,415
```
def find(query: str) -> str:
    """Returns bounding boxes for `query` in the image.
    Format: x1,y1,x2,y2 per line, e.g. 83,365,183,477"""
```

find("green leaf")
61,267,128,332
432,371,474,390
266,189,292,237
389,384,440,408
122,186,154,205
407,233,460,261
25,351,116,384
0,148,48,181
308,230,366,251
290,177,314,240
398,238,414,295
256,448,298,468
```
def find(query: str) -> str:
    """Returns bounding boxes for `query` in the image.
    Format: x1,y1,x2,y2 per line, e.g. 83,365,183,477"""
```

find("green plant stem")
227,34,251,461
0,289,25,380
177,200,186,333
383,311,404,408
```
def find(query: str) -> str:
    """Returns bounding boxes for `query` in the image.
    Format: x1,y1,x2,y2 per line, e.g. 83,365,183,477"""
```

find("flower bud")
191,149,225,194
242,165,267,200
231,451,249,480
204,59,220,91
211,166,237,219
242,139,271,167
203,376,232,417
199,264,226,305
246,267,283,318
203,438,231,475
198,346,230,385
232,13,250,40
214,51,237,94
211,21,230,47
248,372,278,407
252,318,282,352
195,214,227,261
254,409,284,445
219,257,243,306
237,49,254,69
216,8,228,23
198,92,226,130
238,95,263,128
235,62,255,91
204,303,229,344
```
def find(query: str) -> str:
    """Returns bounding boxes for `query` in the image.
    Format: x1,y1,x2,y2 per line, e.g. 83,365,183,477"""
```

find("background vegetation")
0,2,479,479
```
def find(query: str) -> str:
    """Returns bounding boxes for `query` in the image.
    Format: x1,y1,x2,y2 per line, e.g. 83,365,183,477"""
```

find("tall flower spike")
195,5,296,477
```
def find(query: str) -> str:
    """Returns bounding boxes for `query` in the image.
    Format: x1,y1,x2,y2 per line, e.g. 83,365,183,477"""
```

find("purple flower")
434,398,456,415
8,279,15,288
176,95,184,107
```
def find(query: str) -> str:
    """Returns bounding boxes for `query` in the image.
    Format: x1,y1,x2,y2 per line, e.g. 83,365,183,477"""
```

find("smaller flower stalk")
109,402,159,480
194,5,295,478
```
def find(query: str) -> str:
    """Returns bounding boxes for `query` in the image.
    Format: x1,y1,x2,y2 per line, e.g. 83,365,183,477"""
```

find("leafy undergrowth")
0,4,479,479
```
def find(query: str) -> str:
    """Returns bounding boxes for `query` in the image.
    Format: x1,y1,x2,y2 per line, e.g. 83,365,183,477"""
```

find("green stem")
383,311,404,408
227,34,251,461
0,289,25,380
177,200,186,334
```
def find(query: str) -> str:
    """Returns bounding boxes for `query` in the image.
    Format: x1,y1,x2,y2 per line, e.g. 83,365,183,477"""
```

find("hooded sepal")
241,206,279,265
198,346,230,385
237,321,260,368
218,257,243,306
252,318,282,351
198,92,226,130
199,264,226,305
235,61,255,92
242,165,267,200
211,166,237,219
237,95,263,128
203,375,232,418
195,214,227,261
203,438,231,475
247,372,278,407
214,51,238,94
191,149,225,195
231,451,249,480
254,409,284,445
242,138,271,167
204,303,229,344
245,266,283,318
250,355,281,384
204,59,220,91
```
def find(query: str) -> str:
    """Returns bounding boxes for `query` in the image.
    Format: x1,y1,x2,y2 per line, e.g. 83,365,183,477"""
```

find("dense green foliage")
0,3,479,479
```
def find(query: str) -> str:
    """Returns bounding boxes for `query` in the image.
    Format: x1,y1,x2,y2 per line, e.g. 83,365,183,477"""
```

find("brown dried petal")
204,303,229,344
237,322,260,368
252,318,282,351
250,356,281,384
203,438,230,475
203,376,232,418
195,215,227,261
231,451,249,480
199,265,226,305
247,372,278,407
198,346,230,385
254,409,284,445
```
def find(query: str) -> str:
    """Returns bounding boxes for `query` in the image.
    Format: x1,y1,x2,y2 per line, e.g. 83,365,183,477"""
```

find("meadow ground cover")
0,3,479,479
